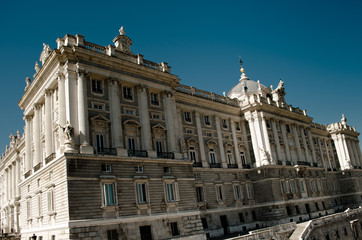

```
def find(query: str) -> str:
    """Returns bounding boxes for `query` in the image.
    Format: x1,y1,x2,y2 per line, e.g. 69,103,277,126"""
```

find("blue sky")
0,0,361,151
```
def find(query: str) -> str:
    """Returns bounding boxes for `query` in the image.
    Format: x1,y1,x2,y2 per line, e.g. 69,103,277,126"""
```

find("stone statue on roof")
39,43,52,65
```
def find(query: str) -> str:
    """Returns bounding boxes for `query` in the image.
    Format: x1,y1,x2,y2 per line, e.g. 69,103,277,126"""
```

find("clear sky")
0,0,361,151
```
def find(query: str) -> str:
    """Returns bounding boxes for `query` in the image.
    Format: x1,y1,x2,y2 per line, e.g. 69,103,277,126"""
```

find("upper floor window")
234,184,243,200
266,120,271,129
222,119,228,129
226,150,233,164
135,166,144,173
209,148,216,164
92,79,103,94
184,111,192,123
189,146,197,162
286,124,291,133
204,115,211,126
196,186,204,202
165,182,180,203
92,102,105,111
123,86,133,101
103,182,117,206
47,189,55,212
240,151,246,165
150,93,159,106
136,182,148,204
102,164,112,173
216,185,223,201
235,121,241,131
246,183,254,198
96,134,105,154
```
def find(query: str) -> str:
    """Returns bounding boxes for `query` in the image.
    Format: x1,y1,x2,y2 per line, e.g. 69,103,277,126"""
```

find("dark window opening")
140,225,152,240
107,230,118,240
201,218,208,229
170,222,179,236
239,212,245,223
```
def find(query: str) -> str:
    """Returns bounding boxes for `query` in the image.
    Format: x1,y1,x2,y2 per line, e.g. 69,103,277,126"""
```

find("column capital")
77,69,87,78
23,115,33,121
33,103,42,110
110,78,120,86
137,84,148,92
57,72,65,80
164,90,175,98
44,89,53,96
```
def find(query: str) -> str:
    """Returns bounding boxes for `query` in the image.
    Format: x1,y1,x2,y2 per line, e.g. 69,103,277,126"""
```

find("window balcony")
286,161,292,166
209,163,221,168
193,162,203,167
297,161,310,166
94,148,117,156
128,150,148,158
242,164,251,169
227,164,238,169
157,152,175,159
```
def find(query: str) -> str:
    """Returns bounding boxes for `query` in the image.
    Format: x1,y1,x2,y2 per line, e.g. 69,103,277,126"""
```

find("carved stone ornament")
25,77,31,91
39,43,52,65
113,26,133,54
60,121,74,142
35,61,40,73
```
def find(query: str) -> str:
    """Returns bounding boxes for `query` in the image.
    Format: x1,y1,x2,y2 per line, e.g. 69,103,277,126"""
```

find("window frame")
135,182,149,204
164,181,180,203
91,79,103,95
102,182,118,207
122,86,134,101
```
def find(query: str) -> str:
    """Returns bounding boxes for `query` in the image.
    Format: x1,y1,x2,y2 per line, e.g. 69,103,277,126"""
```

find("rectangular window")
311,180,317,192
222,119,228,129
128,138,136,153
92,80,102,94
196,186,204,202
123,86,133,101
227,150,233,164
246,183,254,198
240,152,246,165
234,185,243,200
102,164,112,172
37,194,42,216
286,124,291,133
170,222,179,236
164,167,171,174
165,182,179,202
281,180,290,194
299,180,306,193
150,93,159,106
216,185,223,201
235,122,241,131
27,199,31,219
209,149,216,164
47,190,55,212
156,141,163,156
124,108,135,115
239,213,244,223
135,166,144,173
137,183,148,204
92,102,105,110
204,115,211,126
290,180,297,193
189,146,196,162
96,134,105,154
103,183,117,206
107,230,118,240
201,218,208,229
184,111,192,123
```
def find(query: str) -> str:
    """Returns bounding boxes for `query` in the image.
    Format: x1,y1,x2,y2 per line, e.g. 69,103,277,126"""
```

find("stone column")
307,130,317,165
195,112,207,167
346,139,356,168
33,104,42,168
317,138,325,168
332,134,349,170
109,80,126,156
281,122,292,164
324,139,332,170
6,169,9,201
9,166,12,200
215,117,227,168
57,73,66,152
241,120,251,164
16,158,20,197
353,141,362,167
246,115,261,167
163,92,177,153
77,70,93,154
24,116,32,174
300,128,310,163
271,119,282,164
44,90,53,158
292,125,303,163
137,86,154,156
260,116,273,164
341,135,352,168
230,120,242,168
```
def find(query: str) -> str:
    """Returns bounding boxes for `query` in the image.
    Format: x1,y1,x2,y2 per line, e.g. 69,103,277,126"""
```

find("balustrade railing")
128,150,148,158
94,148,117,156
157,152,175,159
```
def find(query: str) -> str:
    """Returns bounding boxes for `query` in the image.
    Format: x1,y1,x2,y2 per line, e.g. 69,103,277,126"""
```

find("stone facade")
0,27,362,240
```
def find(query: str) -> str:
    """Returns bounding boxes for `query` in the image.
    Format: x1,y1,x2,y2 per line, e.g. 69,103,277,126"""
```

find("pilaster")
271,119,282,165
215,117,227,168
33,104,42,169
230,120,242,168
44,90,53,158
195,112,207,167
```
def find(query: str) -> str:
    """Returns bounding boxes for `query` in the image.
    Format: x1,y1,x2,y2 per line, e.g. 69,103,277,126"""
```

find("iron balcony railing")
94,148,117,156
157,152,175,159
209,163,221,168
227,164,238,169
128,150,148,157
193,162,203,167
